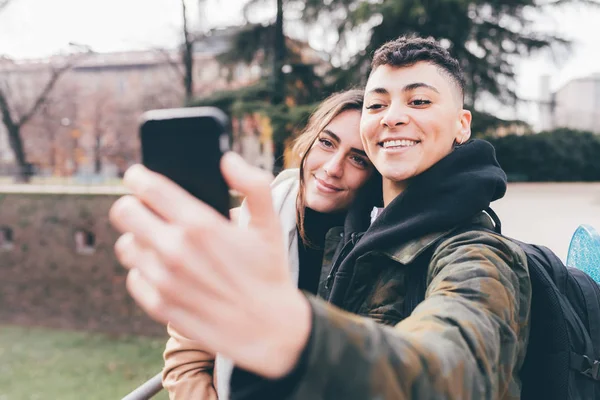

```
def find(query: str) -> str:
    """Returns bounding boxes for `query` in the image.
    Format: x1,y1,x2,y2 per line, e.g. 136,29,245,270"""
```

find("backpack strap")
570,352,600,381
484,206,502,234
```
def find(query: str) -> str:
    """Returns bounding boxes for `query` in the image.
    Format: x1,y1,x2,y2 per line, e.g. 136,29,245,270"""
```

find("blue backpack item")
406,208,600,399
568,224,600,284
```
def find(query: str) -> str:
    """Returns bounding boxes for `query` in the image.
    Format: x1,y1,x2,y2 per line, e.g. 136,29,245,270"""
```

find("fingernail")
123,164,148,191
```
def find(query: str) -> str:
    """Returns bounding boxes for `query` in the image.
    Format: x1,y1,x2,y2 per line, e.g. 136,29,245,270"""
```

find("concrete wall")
0,189,166,336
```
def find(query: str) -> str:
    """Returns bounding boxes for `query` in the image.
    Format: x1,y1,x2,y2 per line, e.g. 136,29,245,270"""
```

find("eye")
318,137,334,148
410,98,431,107
365,103,385,110
350,155,369,169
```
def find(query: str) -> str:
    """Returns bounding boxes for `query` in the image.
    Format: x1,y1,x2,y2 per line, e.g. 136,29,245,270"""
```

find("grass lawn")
0,325,169,400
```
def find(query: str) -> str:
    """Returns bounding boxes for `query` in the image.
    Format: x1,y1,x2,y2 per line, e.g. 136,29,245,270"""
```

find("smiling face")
303,109,374,213
361,62,472,205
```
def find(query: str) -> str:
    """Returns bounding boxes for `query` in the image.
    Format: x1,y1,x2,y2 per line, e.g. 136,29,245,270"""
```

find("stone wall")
0,189,166,336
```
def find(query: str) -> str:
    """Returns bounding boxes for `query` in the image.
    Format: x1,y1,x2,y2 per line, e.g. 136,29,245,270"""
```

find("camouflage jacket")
282,212,531,400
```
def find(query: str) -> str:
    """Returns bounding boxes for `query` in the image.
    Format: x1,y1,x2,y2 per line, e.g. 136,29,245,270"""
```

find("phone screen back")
140,111,231,218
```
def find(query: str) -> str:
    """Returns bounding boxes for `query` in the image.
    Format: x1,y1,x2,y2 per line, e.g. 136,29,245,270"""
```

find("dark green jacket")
290,212,531,400
230,140,530,400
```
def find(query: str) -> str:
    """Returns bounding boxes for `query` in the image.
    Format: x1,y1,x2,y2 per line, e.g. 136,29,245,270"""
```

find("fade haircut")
371,36,466,103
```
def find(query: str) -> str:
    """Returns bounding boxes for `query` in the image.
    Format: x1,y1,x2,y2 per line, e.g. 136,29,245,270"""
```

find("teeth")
382,139,418,148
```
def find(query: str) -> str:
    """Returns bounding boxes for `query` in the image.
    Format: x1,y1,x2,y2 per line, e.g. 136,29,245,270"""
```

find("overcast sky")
1,0,599,128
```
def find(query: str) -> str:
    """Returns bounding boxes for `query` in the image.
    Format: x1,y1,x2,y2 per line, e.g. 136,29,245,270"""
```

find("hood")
329,139,507,305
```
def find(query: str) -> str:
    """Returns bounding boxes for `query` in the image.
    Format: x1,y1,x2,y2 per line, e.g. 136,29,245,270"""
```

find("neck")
382,178,408,207
301,207,345,247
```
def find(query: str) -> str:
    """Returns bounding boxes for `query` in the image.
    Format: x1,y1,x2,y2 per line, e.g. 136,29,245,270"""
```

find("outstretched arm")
278,233,530,399
229,233,530,400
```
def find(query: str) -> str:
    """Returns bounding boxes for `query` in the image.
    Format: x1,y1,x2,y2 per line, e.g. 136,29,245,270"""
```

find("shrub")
483,129,600,182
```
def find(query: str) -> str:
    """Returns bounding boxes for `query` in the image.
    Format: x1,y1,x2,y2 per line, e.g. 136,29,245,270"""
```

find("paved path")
493,183,600,262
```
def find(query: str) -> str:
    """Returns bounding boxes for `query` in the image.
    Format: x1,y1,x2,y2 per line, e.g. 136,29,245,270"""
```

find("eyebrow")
322,129,368,157
366,82,440,96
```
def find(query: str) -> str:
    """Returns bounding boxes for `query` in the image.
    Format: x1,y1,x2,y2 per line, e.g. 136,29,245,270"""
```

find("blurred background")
1,0,599,398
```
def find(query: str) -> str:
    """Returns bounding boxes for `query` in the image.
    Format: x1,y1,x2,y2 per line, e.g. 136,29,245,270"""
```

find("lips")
314,175,342,192
378,138,421,148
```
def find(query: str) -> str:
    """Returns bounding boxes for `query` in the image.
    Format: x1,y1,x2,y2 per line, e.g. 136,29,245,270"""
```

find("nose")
323,152,344,178
380,103,409,128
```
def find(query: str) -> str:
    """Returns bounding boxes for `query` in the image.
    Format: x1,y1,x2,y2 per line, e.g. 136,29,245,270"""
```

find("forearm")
291,296,494,400
229,294,494,400
163,324,218,400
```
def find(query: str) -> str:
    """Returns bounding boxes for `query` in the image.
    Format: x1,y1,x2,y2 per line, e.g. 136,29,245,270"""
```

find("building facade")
539,74,600,134
0,28,328,177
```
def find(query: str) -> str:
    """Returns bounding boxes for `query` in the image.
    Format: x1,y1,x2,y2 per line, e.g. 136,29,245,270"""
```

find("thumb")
221,152,277,232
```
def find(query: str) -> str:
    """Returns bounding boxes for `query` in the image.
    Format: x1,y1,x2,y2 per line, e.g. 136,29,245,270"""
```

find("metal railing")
121,372,163,400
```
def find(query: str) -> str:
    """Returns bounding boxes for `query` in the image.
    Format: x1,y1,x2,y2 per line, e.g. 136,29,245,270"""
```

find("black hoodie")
327,138,507,307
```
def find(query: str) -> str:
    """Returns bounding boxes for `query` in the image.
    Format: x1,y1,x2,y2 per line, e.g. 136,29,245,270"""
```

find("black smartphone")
139,107,231,218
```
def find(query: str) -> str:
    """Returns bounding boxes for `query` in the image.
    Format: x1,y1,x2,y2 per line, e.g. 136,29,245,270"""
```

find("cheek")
303,149,321,174
302,166,310,186
417,112,453,139
345,169,373,192
360,117,377,142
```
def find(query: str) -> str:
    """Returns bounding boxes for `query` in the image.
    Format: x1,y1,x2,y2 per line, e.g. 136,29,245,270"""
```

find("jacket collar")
382,211,496,265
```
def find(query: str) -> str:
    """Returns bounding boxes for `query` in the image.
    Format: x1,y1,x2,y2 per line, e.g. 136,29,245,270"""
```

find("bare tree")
103,106,140,175
0,0,12,13
181,0,194,104
272,0,285,106
21,80,83,176
154,0,201,105
88,88,118,174
0,49,90,181
28,97,64,173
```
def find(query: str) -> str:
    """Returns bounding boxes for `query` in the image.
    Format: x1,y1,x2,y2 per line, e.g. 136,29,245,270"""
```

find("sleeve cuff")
229,294,317,400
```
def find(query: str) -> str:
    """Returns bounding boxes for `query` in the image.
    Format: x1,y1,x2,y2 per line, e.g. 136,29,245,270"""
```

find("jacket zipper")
405,268,424,317
325,232,361,291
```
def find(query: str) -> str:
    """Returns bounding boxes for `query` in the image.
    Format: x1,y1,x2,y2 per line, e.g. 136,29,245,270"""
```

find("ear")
456,109,472,144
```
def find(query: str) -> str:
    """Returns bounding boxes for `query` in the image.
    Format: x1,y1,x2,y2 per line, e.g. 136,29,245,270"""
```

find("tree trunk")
50,128,57,174
182,0,194,104
0,56,82,182
6,124,30,183
94,135,102,174
272,0,285,106
271,0,286,174
0,92,29,182
183,44,193,104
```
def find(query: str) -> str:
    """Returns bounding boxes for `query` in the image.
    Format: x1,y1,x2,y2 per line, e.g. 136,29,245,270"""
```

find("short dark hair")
371,36,466,101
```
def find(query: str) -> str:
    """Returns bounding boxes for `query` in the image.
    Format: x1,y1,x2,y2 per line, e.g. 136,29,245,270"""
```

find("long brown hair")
291,89,365,246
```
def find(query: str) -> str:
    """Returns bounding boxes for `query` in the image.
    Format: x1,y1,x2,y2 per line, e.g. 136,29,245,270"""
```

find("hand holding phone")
139,107,231,218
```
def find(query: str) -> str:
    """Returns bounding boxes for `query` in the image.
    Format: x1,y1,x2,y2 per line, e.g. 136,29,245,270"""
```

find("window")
117,78,127,94
0,226,14,251
74,229,96,255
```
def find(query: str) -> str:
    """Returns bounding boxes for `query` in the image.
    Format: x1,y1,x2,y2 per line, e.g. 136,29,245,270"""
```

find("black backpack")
406,208,600,399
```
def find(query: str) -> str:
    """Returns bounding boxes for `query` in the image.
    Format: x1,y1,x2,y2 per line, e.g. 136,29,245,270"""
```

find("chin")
307,194,345,213
307,198,335,213
380,167,415,183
